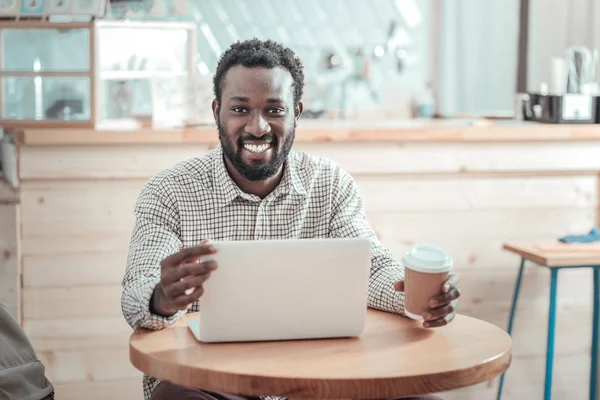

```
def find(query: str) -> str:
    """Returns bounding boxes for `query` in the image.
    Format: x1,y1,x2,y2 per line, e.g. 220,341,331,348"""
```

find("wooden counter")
3,120,600,399
0,179,18,203
12,119,600,145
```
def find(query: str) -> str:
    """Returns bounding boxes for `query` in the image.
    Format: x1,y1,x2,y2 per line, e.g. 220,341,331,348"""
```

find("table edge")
129,314,513,398
503,241,600,267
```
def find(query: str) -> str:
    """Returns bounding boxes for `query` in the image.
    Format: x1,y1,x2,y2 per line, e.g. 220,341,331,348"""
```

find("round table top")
129,309,512,399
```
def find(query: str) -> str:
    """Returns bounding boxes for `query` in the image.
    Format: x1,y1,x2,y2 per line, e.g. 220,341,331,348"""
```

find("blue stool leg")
544,268,559,400
590,266,599,400
496,257,526,400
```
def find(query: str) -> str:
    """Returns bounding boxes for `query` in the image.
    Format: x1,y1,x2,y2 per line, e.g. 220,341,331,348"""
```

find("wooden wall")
13,140,600,400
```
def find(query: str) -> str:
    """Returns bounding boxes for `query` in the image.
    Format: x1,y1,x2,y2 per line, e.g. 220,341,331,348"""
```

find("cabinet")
0,19,197,129
0,20,95,128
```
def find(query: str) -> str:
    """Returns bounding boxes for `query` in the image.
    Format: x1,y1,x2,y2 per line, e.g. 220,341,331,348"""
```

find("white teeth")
243,143,270,153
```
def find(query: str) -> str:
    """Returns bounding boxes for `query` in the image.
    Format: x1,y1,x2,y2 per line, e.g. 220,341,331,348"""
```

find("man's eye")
268,108,285,114
232,107,248,113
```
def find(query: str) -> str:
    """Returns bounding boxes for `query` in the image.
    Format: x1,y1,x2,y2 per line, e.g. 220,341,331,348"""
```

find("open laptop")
185,237,372,343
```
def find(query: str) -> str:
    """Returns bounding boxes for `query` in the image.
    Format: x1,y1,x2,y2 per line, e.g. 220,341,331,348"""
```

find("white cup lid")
402,244,453,273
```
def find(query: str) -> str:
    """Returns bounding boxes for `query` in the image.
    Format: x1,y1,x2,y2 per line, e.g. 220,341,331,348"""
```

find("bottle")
416,82,435,118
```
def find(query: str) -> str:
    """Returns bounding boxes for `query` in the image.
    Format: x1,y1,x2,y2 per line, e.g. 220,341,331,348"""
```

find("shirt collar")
212,145,243,207
272,151,307,198
212,145,307,207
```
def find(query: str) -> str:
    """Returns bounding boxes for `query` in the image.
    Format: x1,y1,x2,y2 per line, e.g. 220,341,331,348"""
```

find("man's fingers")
166,272,213,299
423,303,454,321
162,260,218,284
173,260,218,281
161,245,217,269
429,287,460,308
423,310,456,328
171,286,205,308
442,274,460,293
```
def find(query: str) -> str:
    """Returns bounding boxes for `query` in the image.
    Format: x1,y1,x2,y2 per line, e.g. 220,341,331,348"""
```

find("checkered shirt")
121,145,406,400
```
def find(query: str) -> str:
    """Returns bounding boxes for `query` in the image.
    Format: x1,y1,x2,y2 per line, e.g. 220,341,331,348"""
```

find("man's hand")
151,240,218,316
394,274,460,328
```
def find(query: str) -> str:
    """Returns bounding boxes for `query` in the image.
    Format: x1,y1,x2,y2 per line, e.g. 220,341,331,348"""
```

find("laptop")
185,237,372,343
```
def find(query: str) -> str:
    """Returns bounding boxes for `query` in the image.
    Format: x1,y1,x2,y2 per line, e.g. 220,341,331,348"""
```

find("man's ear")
294,101,303,126
212,99,219,125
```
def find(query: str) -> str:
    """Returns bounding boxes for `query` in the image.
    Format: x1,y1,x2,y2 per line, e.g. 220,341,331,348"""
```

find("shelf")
0,71,90,77
99,70,188,80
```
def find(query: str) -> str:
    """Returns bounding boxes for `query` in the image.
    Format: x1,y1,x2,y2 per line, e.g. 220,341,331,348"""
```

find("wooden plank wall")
16,141,600,400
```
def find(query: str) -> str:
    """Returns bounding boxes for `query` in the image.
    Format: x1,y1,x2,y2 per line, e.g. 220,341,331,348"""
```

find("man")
0,302,54,400
122,39,460,400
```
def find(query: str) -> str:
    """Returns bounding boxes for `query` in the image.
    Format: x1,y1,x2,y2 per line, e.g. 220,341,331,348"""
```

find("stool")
496,241,600,400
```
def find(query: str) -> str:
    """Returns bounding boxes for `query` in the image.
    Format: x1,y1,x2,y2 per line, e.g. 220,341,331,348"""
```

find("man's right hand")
151,240,218,316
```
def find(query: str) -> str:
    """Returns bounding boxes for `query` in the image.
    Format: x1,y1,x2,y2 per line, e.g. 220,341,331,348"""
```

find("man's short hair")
213,38,304,106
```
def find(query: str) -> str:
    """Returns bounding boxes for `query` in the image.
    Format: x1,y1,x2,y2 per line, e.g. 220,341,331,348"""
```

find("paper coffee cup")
402,244,453,321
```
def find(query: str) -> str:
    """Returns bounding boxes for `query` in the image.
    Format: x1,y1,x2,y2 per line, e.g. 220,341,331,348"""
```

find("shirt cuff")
368,266,406,316
393,289,406,316
131,277,186,330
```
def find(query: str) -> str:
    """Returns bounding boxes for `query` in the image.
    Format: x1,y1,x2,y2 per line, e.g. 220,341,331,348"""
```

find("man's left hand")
394,274,460,328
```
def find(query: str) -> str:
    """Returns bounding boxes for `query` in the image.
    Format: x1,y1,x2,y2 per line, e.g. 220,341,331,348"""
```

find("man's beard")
218,122,295,182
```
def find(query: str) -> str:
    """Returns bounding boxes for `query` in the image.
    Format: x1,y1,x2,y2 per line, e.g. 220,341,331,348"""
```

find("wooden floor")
2,139,599,399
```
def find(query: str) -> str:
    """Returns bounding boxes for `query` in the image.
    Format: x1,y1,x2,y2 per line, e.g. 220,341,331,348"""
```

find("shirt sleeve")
328,167,406,316
121,175,187,330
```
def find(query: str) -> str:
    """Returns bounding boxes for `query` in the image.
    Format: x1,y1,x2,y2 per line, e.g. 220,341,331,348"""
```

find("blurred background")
2,2,600,400
3,0,599,125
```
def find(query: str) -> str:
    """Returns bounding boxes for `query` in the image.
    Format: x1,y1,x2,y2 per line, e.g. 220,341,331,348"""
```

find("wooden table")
129,309,512,399
498,241,600,400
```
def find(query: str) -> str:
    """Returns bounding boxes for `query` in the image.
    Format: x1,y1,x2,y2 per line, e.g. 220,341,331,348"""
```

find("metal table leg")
590,266,599,400
544,268,559,400
496,257,526,400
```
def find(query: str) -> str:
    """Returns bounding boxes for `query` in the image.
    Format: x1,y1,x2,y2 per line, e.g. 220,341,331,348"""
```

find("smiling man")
122,39,460,400
216,64,298,198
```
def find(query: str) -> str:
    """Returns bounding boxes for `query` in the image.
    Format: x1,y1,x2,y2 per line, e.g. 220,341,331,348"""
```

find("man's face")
213,65,302,181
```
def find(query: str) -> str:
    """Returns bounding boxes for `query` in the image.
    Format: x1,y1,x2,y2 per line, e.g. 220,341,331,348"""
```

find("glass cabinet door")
2,27,90,72
98,26,190,74
2,76,90,121
96,22,196,121
0,24,93,123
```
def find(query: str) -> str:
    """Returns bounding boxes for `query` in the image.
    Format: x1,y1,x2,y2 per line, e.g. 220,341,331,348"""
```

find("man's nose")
245,111,271,137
